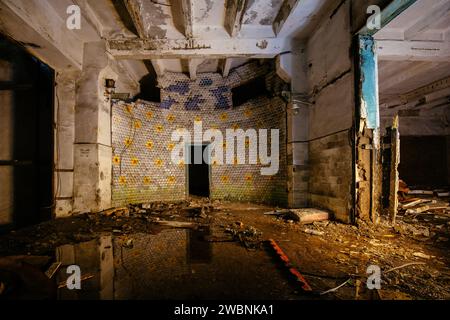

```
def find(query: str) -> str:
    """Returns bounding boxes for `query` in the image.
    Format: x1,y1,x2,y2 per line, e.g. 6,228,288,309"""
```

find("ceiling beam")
273,0,301,36
107,38,291,59
376,40,450,62
172,0,194,38
220,58,233,77
123,0,146,38
188,59,203,80
151,59,165,77
224,0,247,37
404,0,450,40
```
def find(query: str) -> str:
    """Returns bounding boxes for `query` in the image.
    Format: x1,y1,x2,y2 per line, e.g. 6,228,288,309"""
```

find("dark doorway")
188,145,210,198
399,136,448,188
0,35,54,232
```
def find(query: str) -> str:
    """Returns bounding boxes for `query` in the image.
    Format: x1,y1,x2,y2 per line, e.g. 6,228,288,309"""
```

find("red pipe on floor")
268,239,312,292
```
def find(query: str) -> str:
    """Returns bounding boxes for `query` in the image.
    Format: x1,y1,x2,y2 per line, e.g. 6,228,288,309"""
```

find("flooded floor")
0,199,449,300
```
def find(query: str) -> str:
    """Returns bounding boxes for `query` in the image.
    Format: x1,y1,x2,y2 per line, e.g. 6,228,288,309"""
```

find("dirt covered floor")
0,199,449,300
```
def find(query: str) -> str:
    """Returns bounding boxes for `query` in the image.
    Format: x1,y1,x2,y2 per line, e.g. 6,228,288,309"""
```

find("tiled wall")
111,64,288,206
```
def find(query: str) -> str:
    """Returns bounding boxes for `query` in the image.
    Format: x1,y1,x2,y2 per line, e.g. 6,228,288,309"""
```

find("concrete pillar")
54,70,79,217
73,42,117,213
287,41,310,208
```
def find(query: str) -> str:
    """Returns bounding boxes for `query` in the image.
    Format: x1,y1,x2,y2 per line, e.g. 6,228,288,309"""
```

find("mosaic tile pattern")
112,65,288,207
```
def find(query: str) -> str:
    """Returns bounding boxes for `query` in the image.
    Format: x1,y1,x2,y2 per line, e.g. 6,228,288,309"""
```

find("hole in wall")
135,60,161,102
232,76,269,107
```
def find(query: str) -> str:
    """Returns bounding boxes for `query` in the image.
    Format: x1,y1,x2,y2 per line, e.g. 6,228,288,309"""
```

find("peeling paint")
257,40,268,49
359,35,380,130
196,0,214,23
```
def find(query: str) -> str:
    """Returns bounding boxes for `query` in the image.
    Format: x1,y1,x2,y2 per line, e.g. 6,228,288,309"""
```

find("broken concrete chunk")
288,209,330,224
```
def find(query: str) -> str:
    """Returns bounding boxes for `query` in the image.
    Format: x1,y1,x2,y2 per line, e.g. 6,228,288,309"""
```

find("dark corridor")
188,145,210,198
0,36,54,231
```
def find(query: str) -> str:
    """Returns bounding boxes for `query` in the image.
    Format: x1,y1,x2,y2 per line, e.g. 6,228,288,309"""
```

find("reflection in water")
55,228,296,300
56,229,213,300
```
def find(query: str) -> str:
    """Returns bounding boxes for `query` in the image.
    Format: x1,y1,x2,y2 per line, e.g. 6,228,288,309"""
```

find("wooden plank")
389,116,400,224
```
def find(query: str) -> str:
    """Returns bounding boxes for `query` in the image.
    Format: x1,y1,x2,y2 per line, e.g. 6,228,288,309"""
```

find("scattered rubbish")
102,207,129,217
401,199,431,209
58,274,95,289
303,229,325,236
122,239,134,249
156,221,199,229
288,209,330,224
398,180,410,194
264,208,329,224
406,206,431,215
226,225,262,249
45,262,62,279
267,239,312,292
408,190,434,196
263,209,291,216
413,252,431,260
385,262,426,274
320,278,352,296
202,235,235,243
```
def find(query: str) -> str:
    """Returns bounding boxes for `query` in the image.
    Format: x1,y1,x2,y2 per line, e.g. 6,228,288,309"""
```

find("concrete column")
73,42,117,213
287,41,310,208
54,70,79,217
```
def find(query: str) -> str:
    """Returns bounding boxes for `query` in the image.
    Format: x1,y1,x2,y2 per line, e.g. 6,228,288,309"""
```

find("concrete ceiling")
375,0,450,106
112,0,333,78
0,0,334,80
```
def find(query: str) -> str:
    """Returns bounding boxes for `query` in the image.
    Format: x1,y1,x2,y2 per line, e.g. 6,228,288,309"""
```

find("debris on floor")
264,208,330,224
0,199,449,300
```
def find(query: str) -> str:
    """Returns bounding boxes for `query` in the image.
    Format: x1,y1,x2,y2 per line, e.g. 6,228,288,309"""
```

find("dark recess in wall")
188,145,210,198
0,35,54,231
399,136,449,188
135,60,161,102
232,76,269,107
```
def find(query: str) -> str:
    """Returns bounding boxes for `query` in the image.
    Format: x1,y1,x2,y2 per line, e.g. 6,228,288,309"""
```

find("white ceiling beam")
404,0,450,40
376,40,450,62
273,0,301,36
172,0,194,38
107,38,291,59
123,0,146,38
224,0,247,37
151,59,165,77
1,0,84,70
188,59,203,80
221,58,233,77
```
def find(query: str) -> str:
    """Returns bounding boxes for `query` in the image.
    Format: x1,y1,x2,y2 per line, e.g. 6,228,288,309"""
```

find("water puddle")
54,228,297,300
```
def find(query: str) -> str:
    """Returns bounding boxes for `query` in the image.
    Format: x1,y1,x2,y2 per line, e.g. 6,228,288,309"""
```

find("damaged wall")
111,63,288,207
303,0,354,223
380,87,450,187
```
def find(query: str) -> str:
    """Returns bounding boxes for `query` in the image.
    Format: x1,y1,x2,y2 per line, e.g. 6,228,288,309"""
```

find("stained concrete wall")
288,0,394,223
304,1,354,223
54,71,78,217
72,42,141,214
